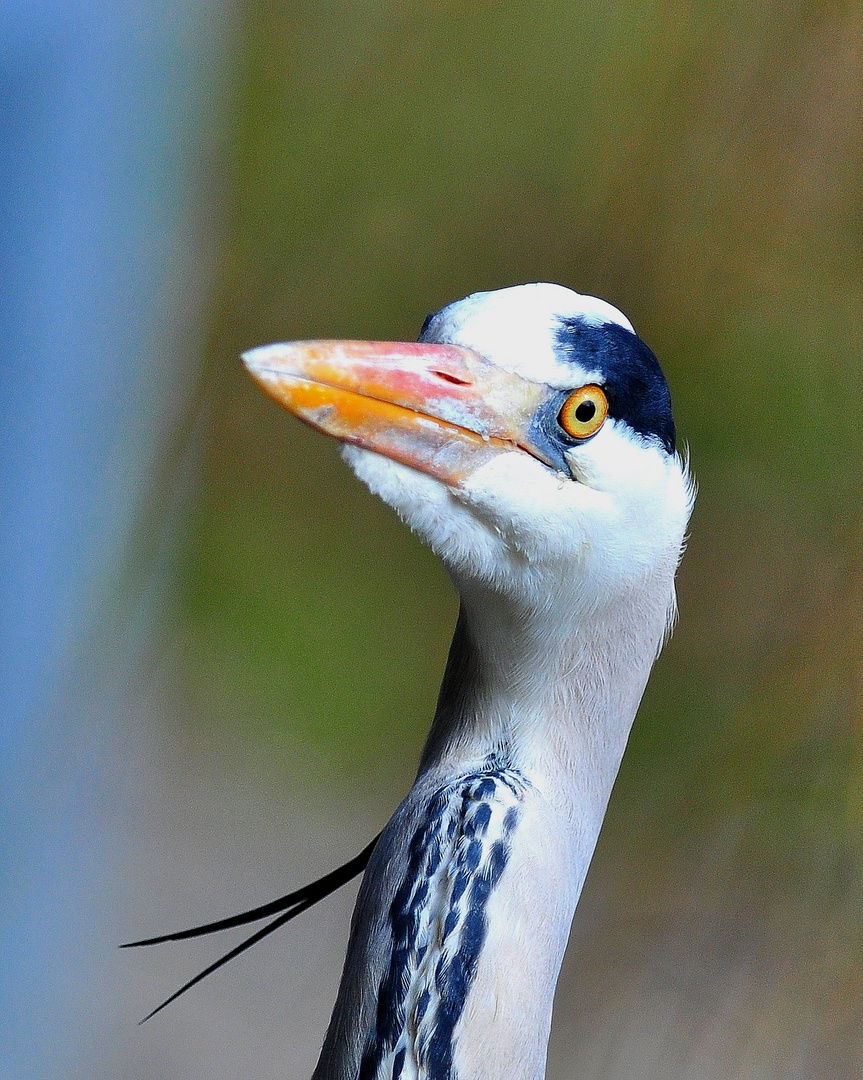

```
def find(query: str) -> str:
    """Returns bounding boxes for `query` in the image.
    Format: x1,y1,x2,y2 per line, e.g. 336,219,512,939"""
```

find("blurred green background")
160,1,863,1074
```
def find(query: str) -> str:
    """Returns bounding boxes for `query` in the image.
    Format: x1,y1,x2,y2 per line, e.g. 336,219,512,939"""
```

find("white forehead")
421,282,636,388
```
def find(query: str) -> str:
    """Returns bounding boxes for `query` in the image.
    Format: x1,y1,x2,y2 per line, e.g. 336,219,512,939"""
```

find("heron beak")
242,340,556,485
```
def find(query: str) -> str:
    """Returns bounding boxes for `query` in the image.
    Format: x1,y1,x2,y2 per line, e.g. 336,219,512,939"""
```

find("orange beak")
242,339,558,486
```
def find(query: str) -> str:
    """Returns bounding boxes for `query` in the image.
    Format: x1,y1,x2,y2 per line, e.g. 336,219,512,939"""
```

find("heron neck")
312,571,675,1080
377,576,671,1079
419,575,669,824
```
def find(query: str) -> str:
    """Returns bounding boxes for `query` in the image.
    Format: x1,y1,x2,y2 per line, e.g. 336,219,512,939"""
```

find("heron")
128,282,693,1079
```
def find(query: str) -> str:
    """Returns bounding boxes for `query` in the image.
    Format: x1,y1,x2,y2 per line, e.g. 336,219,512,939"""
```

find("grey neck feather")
421,575,666,805
314,572,673,1080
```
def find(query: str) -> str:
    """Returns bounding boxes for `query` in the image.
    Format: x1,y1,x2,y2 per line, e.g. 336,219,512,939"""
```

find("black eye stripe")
554,318,676,454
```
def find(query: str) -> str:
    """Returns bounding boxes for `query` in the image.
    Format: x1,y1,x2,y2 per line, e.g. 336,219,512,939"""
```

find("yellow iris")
558,385,608,440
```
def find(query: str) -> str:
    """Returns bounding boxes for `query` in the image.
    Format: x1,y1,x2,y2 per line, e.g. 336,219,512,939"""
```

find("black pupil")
575,399,596,424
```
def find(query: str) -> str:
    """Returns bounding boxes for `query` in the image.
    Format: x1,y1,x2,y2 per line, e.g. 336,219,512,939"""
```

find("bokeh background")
3,1,862,1077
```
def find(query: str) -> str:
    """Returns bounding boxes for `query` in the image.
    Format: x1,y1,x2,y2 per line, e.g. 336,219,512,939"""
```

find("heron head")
243,283,693,611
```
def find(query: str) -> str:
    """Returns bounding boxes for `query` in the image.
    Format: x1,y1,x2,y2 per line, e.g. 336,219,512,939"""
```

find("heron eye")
558,385,608,439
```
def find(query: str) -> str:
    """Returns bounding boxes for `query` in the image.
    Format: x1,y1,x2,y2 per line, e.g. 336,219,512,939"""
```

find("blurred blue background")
1,1,225,1075
2,2,862,1077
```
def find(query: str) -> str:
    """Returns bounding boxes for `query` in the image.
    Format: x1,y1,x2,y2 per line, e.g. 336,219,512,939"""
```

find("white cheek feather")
344,426,691,650
566,423,693,569
454,433,689,596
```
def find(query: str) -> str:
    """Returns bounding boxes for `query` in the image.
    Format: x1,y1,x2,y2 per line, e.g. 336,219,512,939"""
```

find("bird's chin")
340,445,519,582
340,443,449,510
340,443,590,595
